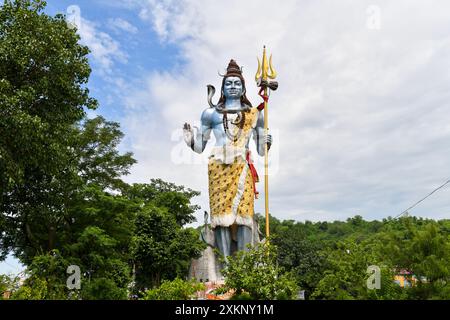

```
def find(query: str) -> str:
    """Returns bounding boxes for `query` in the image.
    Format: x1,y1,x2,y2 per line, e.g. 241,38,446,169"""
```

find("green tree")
0,0,96,210
75,116,136,192
222,242,299,300
142,278,205,300
125,179,200,226
81,278,128,300
0,0,208,300
11,250,69,300
3,116,137,299
310,240,405,300
0,0,99,261
67,224,132,300
272,224,326,299
130,203,205,291
379,218,450,299
253,215,449,300
2,117,136,263
0,274,19,299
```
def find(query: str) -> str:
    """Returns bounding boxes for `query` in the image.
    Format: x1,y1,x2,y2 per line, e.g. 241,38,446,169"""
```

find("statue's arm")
183,108,213,154
252,110,272,156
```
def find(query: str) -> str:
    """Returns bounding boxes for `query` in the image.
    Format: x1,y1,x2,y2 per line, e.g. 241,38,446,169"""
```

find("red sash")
246,150,259,199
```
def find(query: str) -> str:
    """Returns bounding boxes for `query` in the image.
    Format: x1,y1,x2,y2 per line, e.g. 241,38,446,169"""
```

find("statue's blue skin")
183,76,272,259
183,76,272,154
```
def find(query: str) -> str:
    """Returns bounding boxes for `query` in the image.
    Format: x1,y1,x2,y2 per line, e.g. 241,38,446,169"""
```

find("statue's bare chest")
210,110,242,129
208,108,252,146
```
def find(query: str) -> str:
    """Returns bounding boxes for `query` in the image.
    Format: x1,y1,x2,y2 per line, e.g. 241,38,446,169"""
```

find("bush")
81,278,128,300
142,278,205,300
222,242,299,300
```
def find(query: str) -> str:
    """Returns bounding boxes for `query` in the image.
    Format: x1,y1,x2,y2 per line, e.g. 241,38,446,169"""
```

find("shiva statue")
183,59,272,260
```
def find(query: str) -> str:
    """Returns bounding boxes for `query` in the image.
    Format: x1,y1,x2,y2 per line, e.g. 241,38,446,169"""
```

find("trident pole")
263,81,270,238
255,46,277,239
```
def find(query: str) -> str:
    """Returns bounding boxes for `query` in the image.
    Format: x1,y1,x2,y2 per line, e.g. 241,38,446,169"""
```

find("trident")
255,46,278,238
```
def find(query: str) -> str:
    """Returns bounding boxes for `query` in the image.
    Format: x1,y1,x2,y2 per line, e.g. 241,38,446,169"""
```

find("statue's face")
223,76,243,100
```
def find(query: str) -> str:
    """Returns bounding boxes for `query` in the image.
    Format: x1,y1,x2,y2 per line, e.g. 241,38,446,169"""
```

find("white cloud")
77,17,128,74
122,0,450,224
107,17,138,34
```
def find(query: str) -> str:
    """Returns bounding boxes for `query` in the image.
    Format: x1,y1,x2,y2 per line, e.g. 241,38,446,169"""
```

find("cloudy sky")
4,0,450,275
54,0,450,224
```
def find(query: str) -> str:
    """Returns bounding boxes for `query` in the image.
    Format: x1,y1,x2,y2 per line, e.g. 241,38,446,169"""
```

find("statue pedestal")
188,217,263,283
188,225,223,283
188,218,263,300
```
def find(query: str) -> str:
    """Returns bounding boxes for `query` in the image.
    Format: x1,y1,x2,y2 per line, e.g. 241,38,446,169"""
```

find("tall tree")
3,116,137,299
127,180,205,291
125,179,200,226
131,211,205,291
0,0,96,260
0,0,96,193
2,117,136,264
273,224,326,299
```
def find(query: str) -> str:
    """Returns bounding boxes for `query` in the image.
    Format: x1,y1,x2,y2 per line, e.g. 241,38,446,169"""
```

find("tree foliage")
1,0,448,302
0,0,204,300
142,278,205,300
130,201,205,291
259,214,450,300
221,242,299,300
0,0,96,200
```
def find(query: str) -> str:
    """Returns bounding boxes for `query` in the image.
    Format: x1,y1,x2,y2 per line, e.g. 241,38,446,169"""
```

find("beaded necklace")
222,110,245,142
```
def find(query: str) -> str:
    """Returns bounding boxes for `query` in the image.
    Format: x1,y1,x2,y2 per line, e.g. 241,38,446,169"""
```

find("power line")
394,179,450,219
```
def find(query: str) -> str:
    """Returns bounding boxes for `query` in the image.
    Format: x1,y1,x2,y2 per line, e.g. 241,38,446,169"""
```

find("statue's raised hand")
183,122,194,147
